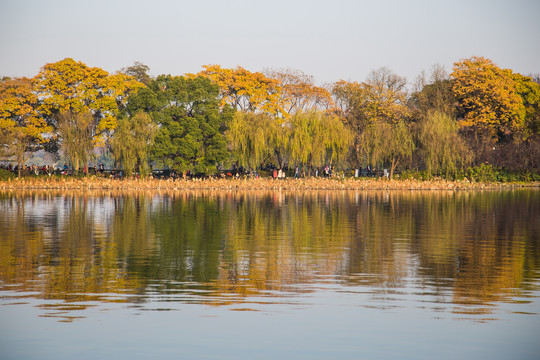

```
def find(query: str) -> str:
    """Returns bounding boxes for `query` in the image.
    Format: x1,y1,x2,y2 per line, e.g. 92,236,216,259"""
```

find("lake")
1,189,539,359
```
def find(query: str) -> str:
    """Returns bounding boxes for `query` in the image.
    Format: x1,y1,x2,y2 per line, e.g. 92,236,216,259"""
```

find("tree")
0,77,53,177
512,73,540,137
57,110,94,172
197,65,284,116
333,68,408,129
359,120,415,179
34,58,144,147
410,64,457,117
110,111,156,177
451,57,525,140
363,67,409,124
332,80,369,131
227,112,280,171
148,75,233,174
287,111,352,175
264,68,333,115
121,62,152,86
416,111,472,176
332,68,410,169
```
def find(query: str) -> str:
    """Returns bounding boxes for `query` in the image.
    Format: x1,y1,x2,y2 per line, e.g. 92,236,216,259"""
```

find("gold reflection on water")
0,189,539,319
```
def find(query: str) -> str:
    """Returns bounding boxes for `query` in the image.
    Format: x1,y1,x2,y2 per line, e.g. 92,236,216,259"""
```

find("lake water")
1,189,539,359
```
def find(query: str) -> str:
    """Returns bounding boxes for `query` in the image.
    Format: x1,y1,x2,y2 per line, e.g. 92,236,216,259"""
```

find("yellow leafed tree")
451,56,525,139
264,68,333,115
197,64,285,116
34,58,144,146
0,77,53,177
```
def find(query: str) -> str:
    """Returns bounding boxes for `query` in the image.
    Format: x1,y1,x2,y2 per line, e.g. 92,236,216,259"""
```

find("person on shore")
273,169,278,180
294,167,300,179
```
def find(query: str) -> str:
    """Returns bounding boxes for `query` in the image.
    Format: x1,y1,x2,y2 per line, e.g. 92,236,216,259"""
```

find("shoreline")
1,176,539,191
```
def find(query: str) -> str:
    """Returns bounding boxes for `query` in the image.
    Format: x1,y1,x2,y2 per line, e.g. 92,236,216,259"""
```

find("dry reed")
0,175,537,191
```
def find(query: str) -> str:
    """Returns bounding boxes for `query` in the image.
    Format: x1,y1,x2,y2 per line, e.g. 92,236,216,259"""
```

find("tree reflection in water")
0,189,539,320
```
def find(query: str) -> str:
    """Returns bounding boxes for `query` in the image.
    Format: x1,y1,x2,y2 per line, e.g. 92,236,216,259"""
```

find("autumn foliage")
1,57,539,179
451,57,526,137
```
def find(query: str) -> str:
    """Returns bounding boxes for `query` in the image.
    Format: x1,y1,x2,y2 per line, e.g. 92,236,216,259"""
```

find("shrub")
466,164,498,182
0,169,16,180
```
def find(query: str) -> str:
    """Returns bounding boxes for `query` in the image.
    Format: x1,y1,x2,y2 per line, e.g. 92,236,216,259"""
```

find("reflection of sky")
1,286,540,360
18,195,116,241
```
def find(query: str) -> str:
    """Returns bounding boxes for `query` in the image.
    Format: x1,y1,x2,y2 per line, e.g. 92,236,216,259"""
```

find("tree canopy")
0,77,53,176
137,75,233,174
197,64,283,116
34,58,144,144
451,57,526,139
1,56,539,178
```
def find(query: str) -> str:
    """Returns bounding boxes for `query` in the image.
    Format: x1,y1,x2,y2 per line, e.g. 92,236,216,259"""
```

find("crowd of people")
0,162,109,176
1,163,55,176
1,161,388,179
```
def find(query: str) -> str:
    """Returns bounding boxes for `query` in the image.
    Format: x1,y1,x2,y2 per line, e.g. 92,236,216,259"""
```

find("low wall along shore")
1,176,538,191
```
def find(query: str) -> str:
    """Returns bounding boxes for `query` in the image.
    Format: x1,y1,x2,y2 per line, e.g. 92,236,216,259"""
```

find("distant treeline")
1,57,539,179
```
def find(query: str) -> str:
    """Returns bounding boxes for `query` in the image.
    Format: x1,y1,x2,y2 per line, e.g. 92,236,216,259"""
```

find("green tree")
57,110,94,172
227,112,279,171
147,75,233,174
512,73,540,137
359,120,415,179
110,111,157,177
288,111,352,175
121,62,152,86
417,111,472,176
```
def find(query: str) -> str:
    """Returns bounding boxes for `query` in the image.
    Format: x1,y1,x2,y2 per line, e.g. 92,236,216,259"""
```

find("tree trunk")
390,157,399,180
275,149,283,169
16,149,25,179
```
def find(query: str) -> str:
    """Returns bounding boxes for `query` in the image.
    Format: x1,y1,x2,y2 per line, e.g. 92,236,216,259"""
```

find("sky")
1,0,539,86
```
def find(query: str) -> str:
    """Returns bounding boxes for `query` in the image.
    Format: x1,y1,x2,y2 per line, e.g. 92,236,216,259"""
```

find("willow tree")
227,112,282,171
57,110,94,172
110,111,156,177
359,120,415,179
288,111,352,175
417,111,472,176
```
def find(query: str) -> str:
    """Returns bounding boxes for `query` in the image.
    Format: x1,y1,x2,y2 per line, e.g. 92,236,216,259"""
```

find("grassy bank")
1,175,538,191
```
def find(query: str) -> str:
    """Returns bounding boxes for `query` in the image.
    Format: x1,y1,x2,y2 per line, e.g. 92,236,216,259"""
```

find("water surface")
1,189,539,359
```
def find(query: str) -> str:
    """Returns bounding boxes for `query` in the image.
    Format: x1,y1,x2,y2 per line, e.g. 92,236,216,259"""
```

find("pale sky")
1,0,539,85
